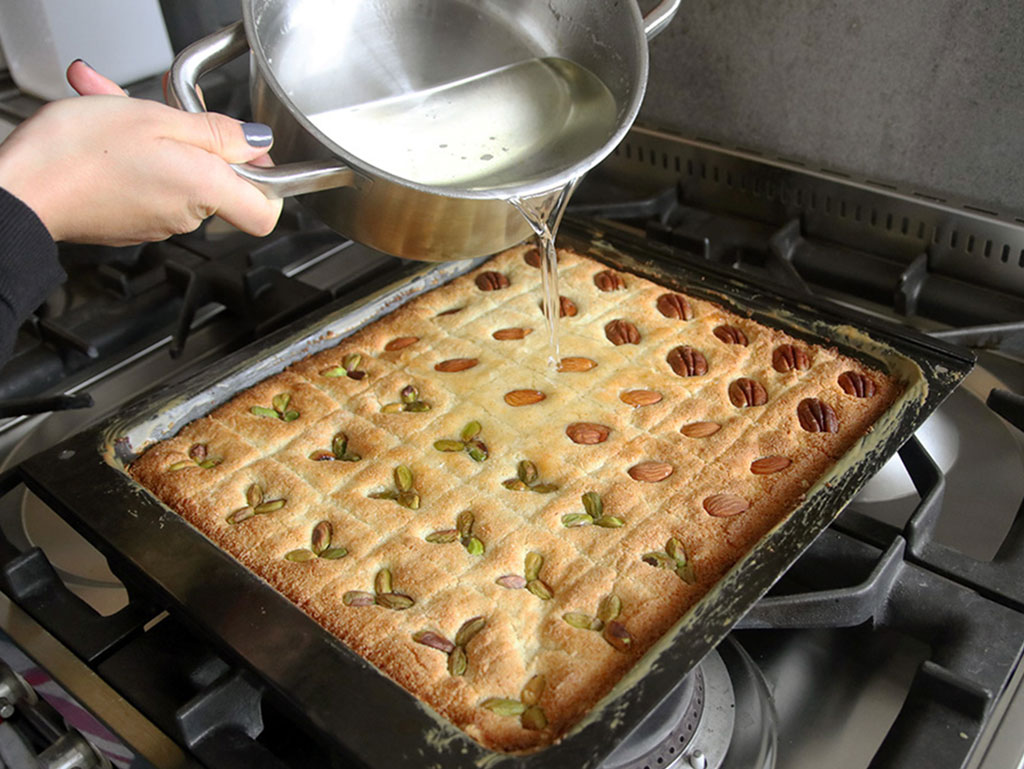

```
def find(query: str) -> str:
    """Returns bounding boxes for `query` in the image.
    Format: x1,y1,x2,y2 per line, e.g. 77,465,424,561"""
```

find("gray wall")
640,0,1024,215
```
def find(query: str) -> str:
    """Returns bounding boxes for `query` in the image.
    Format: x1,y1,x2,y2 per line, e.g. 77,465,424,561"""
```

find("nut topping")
558,357,597,372
729,378,768,407
539,296,578,318
504,389,546,407
605,319,641,345
620,389,663,408
667,346,709,377
773,344,810,372
493,327,532,340
838,371,877,398
680,421,722,438
385,336,419,352
703,494,749,517
594,270,626,291
434,358,479,373
523,247,542,268
750,456,792,474
798,398,840,433
476,271,510,291
565,422,611,445
628,461,674,483
713,325,749,345
657,293,694,320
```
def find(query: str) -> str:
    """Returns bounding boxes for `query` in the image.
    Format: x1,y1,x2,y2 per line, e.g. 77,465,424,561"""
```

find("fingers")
66,60,127,96
208,163,284,236
164,110,276,166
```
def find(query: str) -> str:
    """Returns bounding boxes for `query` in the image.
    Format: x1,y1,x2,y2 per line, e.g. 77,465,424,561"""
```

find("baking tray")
16,219,974,768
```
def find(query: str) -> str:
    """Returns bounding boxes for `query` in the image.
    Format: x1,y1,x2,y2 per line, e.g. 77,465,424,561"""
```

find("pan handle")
643,0,682,41
168,21,355,199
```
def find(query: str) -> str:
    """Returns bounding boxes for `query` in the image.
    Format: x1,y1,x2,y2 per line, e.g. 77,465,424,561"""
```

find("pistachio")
520,674,546,707
383,384,431,413
620,389,663,408
434,439,466,452
384,336,419,352
342,591,375,607
797,398,839,433
676,561,697,585
643,538,699,584
448,645,469,677
401,385,419,404
603,621,634,652
245,484,264,508
455,616,487,647
397,490,421,510
320,353,366,380
311,521,332,555
561,513,594,528
272,393,291,413
168,460,195,472
667,346,709,377
750,456,792,474
481,698,527,717
320,365,348,378
493,327,532,340
226,507,255,524
463,536,485,556
496,574,528,590
530,484,559,494
476,271,510,291
627,461,674,483
502,479,529,491
435,358,479,373
604,319,641,345
320,548,349,560
197,458,222,469
252,499,285,514
394,465,414,491
642,551,677,569
504,389,546,407
565,422,611,445
250,406,279,419
309,432,360,462
557,357,597,372
461,421,482,441
403,401,431,413
681,421,722,438
284,549,315,563
434,423,488,462
665,537,686,562
524,552,543,581
413,631,456,655
426,529,460,544
526,580,554,600
581,491,603,518
374,569,393,595
504,459,557,494
594,516,625,528
456,510,475,538
189,443,208,462
563,612,601,630
381,403,404,414
773,344,810,372
518,461,539,485
252,392,300,422
465,440,489,463
521,706,548,731
729,378,768,407
713,324,749,345
657,292,694,320
838,371,877,398
597,594,622,624
376,593,415,610
703,494,750,517
594,270,626,291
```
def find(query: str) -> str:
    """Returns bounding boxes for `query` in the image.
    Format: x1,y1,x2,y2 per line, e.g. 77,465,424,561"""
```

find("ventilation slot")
984,240,993,258
966,235,975,253
1001,244,1011,262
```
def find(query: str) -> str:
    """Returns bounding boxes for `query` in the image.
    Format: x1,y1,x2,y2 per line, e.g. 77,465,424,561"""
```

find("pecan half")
772,344,810,372
728,378,768,407
667,346,709,377
605,319,641,345
713,325,749,346
620,390,663,408
750,456,792,474
435,358,479,372
476,271,510,291
558,357,597,372
627,461,674,482
523,248,542,268
504,390,546,407
797,398,839,432
657,293,694,320
385,336,419,351
838,371,877,398
565,423,611,445
681,421,721,438
703,494,749,517
493,327,532,341
540,296,578,318
594,270,626,291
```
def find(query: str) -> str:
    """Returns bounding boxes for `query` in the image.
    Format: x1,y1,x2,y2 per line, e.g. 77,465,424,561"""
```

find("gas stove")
0,127,1020,769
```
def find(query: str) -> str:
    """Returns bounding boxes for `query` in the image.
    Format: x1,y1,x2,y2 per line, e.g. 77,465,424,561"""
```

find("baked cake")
129,245,900,752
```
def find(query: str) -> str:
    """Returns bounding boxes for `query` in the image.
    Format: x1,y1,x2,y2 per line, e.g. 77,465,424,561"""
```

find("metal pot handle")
643,0,682,40
168,21,355,199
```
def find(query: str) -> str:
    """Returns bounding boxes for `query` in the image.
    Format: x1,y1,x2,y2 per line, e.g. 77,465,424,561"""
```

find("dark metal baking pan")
15,219,974,768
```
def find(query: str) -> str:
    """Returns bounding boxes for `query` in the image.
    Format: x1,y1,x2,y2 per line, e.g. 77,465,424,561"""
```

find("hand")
0,61,283,245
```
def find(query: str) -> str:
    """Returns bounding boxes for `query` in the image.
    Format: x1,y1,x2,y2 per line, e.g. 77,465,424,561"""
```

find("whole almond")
729,378,768,407
594,270,626,291
493,327,532,341
620,390,663,408
565,422,611,445
435,358,479,373
627,461,674,483
838,371,877,398
505,390,546,407
681,421,722,438
703,494,749,517
385,336,419,352
713,325,749,346
657,293,694,320
772,344,810,372
558,357,597,372
750,456,792,474
476,271,510,291
798,398,839,432
667,346,709,377
605,319,641,345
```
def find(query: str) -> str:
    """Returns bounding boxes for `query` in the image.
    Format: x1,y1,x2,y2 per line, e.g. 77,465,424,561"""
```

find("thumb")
66,59,128,96
171,111,275,165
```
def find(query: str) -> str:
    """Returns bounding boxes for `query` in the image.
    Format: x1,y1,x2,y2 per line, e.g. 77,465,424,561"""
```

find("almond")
627,461,674,483
435,358,478,373
565,422,611,445
620,390,663,408
384,336,419,351
750,456,792,474
505,390,546,407
703,494,749,517
493,327,532,341
681,421,721,438
558,357,597,372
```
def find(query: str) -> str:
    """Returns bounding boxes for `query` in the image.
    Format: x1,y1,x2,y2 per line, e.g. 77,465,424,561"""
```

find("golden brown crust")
129,246,901,753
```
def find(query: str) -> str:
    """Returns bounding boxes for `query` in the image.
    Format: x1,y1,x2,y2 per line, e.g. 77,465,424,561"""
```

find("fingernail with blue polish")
243,122,273,148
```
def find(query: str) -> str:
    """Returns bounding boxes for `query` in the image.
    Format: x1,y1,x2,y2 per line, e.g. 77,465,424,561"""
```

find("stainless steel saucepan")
169,0,681,261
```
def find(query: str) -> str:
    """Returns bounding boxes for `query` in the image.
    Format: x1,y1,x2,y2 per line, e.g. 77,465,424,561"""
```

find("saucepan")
168,0,681,261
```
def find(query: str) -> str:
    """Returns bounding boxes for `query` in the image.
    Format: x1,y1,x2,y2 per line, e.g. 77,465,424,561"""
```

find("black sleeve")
0,187,66,365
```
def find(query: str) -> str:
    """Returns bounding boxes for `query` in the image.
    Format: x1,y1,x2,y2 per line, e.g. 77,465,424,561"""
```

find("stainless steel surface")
170,0,681,261
38,731,109,769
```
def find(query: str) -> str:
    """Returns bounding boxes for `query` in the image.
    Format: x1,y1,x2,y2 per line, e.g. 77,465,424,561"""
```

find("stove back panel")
641,0,1024,218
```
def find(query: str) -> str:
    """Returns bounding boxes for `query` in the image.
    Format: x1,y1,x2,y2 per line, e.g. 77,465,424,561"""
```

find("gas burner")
601,639,776,769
